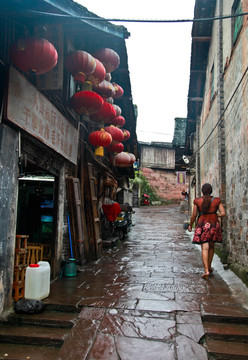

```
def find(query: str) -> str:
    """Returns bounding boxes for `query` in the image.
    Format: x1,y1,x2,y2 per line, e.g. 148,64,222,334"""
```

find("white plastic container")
25,261,50,300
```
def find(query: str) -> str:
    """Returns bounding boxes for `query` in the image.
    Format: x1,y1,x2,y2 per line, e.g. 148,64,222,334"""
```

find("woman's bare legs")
208,242,215,272
201,242,210,279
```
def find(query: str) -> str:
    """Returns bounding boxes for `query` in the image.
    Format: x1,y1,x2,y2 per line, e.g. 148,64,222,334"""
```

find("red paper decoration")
112,116,125,128
70,90,104,115
110,152,131,167
10,37,58,74
94,48,120,73
105,73,112,82
105,125,124,143
94,80,115,98
122,129,130,141
65,50,96,83
87,58,106,86
112,83,124,99
90,102,116,123
112,104,122,117
88,129,112,156
128,153,136,165
107,143,124,154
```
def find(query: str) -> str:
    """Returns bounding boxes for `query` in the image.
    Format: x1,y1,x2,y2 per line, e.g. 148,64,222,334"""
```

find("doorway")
16,173,56,272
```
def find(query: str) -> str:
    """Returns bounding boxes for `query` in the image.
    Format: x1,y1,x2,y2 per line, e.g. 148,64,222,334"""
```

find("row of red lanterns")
9,37,134,167
9,37,126,128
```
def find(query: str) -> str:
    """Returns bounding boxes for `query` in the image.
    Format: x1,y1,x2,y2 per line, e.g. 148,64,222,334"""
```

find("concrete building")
0,0,137,316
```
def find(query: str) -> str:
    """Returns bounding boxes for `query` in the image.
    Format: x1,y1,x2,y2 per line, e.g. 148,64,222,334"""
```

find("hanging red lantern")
112,83,124,99
94,48,120,73
93,80,115,98
86,58,106,86
128,153,136,165
110,152,131,167
90,102,116,123
65,50,96,83
105,97,114,104
105,125,124,143
70,90,104,115
112,116,125,127
112,104,122,117
107,143,124,154
10,37,58,75
88,129,112,156
122,129,130,141
105,73,112,81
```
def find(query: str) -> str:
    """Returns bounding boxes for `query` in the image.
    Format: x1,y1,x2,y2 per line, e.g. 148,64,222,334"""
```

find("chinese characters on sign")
177,171,186,185
6,66,78,164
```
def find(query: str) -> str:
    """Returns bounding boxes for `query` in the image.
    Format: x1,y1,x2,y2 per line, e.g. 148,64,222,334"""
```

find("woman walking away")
188,183,225,280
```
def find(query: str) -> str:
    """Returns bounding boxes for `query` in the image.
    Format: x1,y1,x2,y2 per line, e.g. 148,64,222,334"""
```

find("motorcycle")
114,203,134,240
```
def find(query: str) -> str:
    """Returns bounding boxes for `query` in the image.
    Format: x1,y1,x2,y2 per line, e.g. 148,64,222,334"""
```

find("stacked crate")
13,235,29,302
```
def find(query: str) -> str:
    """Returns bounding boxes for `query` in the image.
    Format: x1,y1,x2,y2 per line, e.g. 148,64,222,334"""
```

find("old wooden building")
0,0,137,316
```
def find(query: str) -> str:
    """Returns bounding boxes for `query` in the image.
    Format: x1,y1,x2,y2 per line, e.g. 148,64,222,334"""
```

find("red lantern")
112,104,122,117
112,83,124,99
112,116,125,127
105,125,124,143
94,48,120,73
128,153,136,165
70,90,104,115
65,50,96,83
107,143,124,154
105,73,112,82
110,152,131,167
93,80,115,98
10,37,58,74
87,58,106,86
88,129,112,156
122,129,130,141
90,102,116,123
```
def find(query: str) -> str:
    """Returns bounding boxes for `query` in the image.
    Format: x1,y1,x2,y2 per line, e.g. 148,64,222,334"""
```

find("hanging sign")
177,171,186,185
5,66,78,165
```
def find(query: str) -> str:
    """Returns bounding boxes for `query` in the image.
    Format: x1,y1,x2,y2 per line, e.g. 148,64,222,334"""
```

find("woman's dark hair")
201,183,212,213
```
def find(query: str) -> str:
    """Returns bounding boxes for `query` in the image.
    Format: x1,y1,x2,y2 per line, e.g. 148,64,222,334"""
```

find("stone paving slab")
9,205,248,359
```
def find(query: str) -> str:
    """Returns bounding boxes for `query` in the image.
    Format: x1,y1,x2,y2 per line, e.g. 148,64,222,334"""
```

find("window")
232,0,243,44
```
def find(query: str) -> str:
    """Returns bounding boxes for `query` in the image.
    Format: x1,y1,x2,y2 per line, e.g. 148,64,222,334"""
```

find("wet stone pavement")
24,206,248,358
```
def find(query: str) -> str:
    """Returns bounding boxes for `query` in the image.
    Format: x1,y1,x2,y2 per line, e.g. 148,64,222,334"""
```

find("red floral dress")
192,196,222,244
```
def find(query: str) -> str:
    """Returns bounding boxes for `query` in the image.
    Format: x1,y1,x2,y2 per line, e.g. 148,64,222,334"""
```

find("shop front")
0,66,78,311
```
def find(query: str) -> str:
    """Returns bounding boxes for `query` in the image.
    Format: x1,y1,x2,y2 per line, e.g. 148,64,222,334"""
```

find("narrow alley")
1,205,248,359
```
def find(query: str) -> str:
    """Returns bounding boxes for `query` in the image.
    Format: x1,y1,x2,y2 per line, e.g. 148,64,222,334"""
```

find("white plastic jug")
25,261,50,300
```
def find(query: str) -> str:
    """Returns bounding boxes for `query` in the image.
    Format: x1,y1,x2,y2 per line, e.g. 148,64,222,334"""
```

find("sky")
77,0,196,143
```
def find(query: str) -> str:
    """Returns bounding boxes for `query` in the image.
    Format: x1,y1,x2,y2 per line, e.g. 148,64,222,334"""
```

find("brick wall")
142,168,189,202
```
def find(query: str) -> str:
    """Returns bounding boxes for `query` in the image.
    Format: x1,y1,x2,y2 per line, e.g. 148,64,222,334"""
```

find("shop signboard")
5,66,78,165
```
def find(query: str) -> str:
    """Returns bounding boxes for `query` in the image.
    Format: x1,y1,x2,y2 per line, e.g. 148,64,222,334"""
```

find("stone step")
0,324,69,347
5,310,77,328
202,303,248,324
204,321,248,343
206,339,248,360
0,343,60,360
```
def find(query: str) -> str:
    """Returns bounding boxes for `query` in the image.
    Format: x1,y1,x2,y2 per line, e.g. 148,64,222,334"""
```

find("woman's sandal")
209,268,214,274
202,272,209,280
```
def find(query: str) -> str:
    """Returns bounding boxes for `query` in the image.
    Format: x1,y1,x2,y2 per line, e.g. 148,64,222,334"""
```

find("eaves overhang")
186,0,216,152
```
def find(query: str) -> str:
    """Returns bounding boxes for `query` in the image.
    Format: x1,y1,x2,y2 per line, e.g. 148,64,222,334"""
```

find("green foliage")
130,171,160,203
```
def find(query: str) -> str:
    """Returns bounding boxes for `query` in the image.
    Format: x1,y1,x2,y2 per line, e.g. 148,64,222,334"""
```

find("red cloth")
102,203,122,222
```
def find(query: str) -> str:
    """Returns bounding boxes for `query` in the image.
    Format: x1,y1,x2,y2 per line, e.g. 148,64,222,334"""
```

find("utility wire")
194,64,248,155
26,9,248,24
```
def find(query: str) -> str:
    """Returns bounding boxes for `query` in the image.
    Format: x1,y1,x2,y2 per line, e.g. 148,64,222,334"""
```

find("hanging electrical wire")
25,9,248,24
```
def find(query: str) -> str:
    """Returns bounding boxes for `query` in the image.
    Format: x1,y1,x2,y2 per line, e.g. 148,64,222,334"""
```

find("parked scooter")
114,203,134,240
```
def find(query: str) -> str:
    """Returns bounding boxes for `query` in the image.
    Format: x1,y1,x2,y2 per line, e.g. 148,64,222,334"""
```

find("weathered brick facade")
188,0,248,282
142,167,189,202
